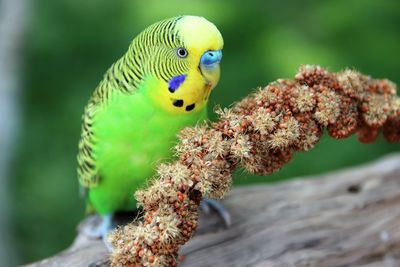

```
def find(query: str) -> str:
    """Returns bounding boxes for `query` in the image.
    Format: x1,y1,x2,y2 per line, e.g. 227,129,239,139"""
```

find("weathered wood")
26,153,400,267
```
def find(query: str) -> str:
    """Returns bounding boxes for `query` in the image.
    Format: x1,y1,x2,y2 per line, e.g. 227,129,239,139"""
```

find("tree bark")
26,153,400,267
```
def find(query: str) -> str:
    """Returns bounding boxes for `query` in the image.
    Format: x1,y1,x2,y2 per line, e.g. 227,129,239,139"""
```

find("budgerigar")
77,16,226,242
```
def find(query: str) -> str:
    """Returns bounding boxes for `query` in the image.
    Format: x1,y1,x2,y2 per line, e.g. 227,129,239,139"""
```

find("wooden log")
26,153,400,267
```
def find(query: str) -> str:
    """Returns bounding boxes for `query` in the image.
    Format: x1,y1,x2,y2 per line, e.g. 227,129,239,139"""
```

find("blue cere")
200,50,222,67
168,74,187,93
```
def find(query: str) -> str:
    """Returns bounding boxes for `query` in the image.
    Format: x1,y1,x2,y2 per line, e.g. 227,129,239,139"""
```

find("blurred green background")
6,0,400,265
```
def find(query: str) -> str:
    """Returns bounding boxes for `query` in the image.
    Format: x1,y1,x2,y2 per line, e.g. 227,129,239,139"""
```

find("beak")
200,50,222,68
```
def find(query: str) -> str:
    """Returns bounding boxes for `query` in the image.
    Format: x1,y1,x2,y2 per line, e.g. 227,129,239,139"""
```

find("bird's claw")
81,214,114,252
200,198,232,228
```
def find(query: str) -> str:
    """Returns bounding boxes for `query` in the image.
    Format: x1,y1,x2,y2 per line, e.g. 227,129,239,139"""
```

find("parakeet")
77,16,225,239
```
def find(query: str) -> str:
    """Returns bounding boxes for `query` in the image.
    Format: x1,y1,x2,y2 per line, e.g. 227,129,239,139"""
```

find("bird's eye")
177,48,188,58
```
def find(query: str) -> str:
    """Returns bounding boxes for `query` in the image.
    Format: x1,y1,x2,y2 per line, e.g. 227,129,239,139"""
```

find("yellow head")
130,16,223,114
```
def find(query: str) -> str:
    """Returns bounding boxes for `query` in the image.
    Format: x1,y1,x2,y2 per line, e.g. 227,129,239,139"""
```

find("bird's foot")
81,214,114,252
200,198,231,227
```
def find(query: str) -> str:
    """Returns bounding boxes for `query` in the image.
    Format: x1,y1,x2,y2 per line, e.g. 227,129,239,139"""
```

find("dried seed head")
293,85,316,112
295,65,329,87
231,134,252,161
250,107,276,135
362,94,389,128
336,69,371,100
383,118,400,143
267,118,300,150
313,89,341,126
110,65,399,266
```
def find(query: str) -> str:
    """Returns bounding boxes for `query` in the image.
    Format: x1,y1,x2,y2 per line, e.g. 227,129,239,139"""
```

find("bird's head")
133,16,223,114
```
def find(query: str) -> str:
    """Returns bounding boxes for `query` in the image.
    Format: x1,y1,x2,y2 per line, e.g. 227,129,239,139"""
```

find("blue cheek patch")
168,74,186,93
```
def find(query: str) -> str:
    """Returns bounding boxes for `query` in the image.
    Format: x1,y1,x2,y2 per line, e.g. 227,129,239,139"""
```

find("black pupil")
179,49,186,57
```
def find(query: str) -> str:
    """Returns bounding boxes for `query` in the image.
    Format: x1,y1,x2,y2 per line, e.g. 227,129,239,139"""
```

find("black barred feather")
77,16,190,188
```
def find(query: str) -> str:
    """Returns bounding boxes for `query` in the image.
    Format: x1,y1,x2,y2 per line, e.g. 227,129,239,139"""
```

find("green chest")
94,90,206,174
89,90,206,214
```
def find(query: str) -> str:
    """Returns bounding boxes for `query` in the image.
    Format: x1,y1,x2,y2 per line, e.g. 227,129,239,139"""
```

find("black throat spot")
185,103,195,111
172,99,184,107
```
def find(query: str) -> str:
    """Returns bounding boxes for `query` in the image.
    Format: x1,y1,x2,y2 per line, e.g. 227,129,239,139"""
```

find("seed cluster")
109,65,399,266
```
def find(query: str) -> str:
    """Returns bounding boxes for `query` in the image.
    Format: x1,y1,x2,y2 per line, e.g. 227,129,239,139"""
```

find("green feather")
88,77,206,214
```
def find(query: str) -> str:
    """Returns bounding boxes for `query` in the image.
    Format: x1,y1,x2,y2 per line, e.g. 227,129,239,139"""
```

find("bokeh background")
2,0,399,265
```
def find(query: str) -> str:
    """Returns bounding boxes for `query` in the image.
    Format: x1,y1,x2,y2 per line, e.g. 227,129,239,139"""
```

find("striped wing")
77,99,100,188
77,16,188,189
77,59,141,189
